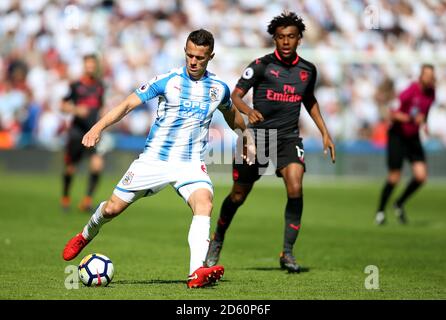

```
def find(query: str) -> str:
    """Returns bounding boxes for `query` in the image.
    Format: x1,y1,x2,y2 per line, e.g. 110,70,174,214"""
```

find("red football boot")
187,265,224,288
62,233,90,261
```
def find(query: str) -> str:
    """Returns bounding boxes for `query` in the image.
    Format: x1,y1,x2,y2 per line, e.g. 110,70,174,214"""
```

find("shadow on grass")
114,279,185,285
243,266,311,273
113,279,229,286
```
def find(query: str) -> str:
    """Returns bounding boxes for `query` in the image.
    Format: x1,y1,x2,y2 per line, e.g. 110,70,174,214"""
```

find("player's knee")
90,156,104,172
414,174,427,184
103,200,123,218
193,200,213,215
230,191,247,205
65,165,76,175
388,172,401,185
204,201,213,214
287,182,302,198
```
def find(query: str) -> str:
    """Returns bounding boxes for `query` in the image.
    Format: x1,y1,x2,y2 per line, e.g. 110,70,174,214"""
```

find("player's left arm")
304,94,336,163
416,106,432,136
221,105,256,165
218,81,247,131
218,82,255,164
221,105,246,131
302,65,335,163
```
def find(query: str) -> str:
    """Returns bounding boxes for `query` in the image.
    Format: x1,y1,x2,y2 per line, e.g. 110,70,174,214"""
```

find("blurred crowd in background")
1,0,446,152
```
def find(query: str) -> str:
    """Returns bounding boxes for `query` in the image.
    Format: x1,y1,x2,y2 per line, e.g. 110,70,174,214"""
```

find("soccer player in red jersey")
206,12,336,272
60,54,105,212
375,64,436,225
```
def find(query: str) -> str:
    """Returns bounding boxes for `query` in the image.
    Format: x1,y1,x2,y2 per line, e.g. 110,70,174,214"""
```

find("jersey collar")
80,75,97,85
182,66,209,81
274,49,299,66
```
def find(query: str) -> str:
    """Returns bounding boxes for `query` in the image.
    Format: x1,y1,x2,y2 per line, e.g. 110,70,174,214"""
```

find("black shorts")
64,127,96,165
387,128,425,170
233,134,305,184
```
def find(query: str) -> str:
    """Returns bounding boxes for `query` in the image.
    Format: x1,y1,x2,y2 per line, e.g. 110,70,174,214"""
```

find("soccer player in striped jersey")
62,29,248,288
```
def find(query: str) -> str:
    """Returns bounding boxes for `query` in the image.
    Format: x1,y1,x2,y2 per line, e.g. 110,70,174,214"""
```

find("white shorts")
113,155,213,203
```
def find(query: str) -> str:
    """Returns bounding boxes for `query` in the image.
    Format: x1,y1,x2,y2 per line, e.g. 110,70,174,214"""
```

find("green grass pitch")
0,172,445,300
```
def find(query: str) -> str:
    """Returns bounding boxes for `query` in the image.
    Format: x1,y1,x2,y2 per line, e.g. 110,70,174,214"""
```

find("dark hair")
267,11,306,38
83,54,98,62
421,63,434,71
186,29,214,52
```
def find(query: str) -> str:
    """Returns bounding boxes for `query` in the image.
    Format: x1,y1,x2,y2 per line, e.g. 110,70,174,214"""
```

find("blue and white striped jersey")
135,67,232,162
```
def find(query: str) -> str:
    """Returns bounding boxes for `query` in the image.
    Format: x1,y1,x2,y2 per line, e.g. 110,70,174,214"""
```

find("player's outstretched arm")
304,94,336,163
82,93,142,148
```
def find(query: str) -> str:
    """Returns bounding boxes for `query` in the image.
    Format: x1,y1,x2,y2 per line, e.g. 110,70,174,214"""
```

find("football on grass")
78,253,114,287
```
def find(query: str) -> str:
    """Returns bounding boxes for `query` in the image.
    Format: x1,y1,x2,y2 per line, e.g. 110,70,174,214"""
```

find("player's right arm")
82,93,142,148
231,88,264,124
83,74,167,148
231,59,266,125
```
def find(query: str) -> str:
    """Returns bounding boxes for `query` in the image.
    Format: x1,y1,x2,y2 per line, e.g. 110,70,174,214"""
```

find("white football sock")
82,201,111,240
188,215,211,275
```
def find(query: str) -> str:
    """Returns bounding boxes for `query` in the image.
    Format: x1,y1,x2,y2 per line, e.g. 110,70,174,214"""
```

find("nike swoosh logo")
290,223,301,231
188,273,198,281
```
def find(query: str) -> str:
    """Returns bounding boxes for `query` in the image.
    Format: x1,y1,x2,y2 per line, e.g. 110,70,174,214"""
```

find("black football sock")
396,179,422,207
214,195,242,242
377,181,395,212
63,173,73,197
87,172,100,197
283,197,303,255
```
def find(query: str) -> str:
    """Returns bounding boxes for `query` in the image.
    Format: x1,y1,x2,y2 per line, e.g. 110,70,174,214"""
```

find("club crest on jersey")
210,86,220,102
137,84,149,93
122,171,134,185
300,71,309,82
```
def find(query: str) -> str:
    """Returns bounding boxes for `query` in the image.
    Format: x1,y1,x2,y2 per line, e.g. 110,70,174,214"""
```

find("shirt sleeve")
304,65,317,97
134,75,166,103
302,65,317,112
217,82,232,111
98,82,105,108
235,58,266,93
63,83,76,102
